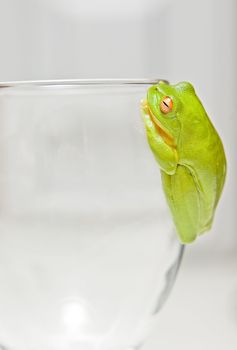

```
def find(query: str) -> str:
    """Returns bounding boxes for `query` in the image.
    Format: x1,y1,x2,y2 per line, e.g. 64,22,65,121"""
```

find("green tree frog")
141,81,226,244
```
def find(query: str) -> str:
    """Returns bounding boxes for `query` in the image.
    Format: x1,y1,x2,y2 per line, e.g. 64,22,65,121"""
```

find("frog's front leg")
141,110,178,175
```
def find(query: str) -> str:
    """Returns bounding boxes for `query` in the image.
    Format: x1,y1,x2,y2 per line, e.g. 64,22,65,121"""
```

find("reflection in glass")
0,80,183,350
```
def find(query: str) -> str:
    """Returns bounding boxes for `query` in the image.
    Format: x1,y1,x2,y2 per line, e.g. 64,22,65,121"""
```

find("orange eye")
160,96,173,114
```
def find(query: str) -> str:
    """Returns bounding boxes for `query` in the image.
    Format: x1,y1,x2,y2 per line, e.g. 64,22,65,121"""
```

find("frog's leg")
161,165,200,244
197,196,214,235
142,110,178,175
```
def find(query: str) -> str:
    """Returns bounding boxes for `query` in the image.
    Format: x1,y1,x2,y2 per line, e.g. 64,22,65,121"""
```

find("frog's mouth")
141,99,175,148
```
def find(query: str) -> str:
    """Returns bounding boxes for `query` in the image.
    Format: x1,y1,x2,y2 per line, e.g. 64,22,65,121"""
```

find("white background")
0,0,236,348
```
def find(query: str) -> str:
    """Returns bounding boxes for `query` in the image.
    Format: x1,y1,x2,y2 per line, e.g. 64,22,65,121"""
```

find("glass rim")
0,78,169,89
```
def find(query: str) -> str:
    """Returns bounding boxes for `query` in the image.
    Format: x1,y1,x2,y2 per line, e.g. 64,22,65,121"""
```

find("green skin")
141,81,226,244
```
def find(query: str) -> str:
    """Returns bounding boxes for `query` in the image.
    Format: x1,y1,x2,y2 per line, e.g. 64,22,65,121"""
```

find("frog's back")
160,92,227,243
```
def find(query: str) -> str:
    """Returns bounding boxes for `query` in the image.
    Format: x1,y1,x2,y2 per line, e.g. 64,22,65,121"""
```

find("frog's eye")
160,96,173,114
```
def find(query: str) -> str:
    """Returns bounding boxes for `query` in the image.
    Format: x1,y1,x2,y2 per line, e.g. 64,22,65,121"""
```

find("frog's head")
143,81,196,147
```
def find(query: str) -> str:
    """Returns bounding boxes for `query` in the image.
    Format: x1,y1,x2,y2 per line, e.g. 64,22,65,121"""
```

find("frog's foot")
140,98,175,148
198,220,213,236
140,103,157,136
140,98,150,118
